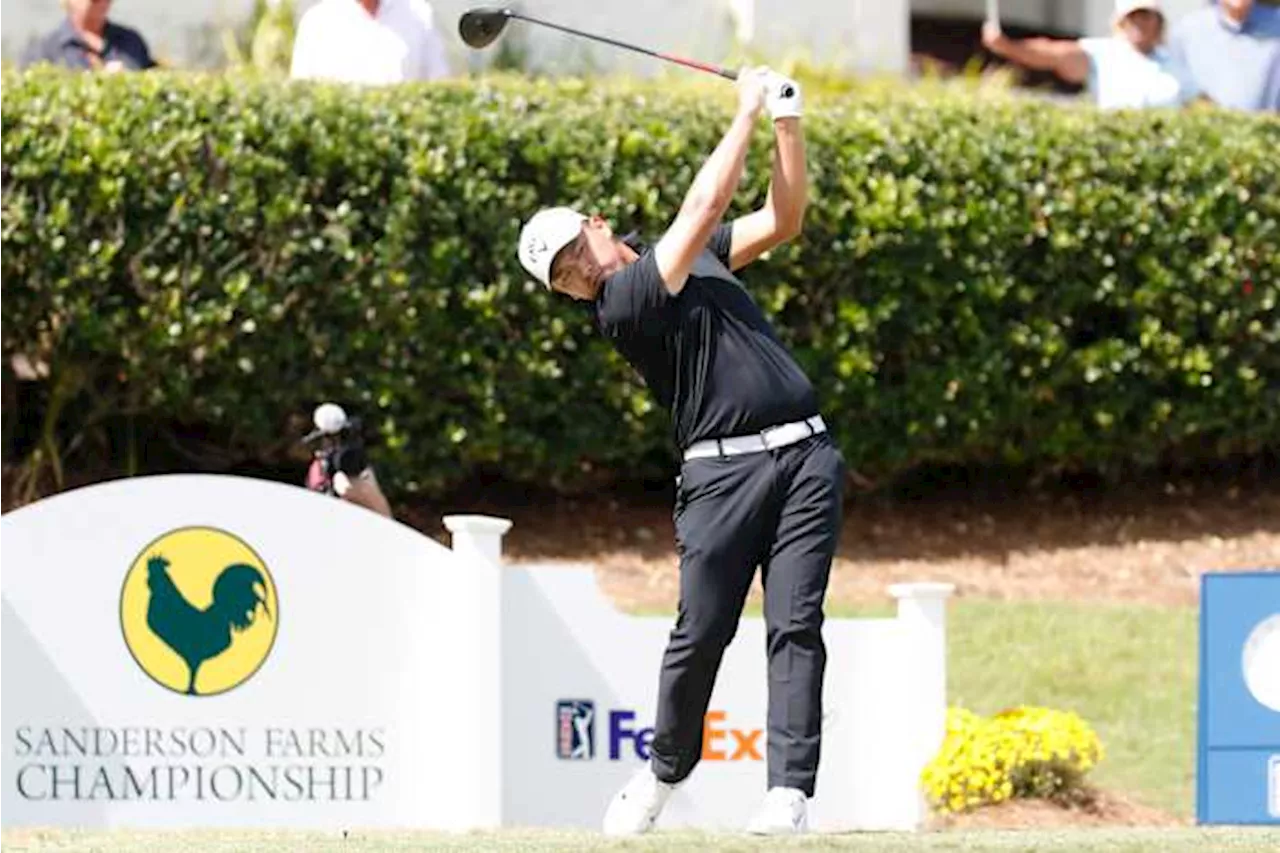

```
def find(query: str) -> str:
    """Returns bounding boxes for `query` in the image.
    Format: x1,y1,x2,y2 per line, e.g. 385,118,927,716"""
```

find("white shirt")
1079,37,1198,109
290,0,449,85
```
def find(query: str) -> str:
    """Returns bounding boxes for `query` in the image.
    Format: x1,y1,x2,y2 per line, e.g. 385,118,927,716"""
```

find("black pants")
649,433,845,798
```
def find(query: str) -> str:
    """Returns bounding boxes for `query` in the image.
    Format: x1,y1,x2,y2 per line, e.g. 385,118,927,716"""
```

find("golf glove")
765,72,802,121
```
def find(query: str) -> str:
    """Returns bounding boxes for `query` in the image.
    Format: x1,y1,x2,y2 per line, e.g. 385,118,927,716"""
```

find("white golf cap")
1113,0,1164,24
518,207,586,289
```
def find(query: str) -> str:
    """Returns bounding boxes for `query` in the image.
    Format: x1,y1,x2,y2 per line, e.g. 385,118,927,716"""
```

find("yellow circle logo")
120,527,278,696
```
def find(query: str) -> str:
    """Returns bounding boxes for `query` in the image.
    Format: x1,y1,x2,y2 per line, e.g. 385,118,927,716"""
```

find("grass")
936,600,1197,817
4,827,1279,852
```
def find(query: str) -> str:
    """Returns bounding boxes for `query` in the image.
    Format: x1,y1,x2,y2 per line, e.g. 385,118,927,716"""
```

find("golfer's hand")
765,71,802,121
736,66,769,119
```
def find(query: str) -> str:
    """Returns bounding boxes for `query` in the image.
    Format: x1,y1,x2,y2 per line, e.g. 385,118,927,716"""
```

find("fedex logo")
554,701,762,761
610,710,762,761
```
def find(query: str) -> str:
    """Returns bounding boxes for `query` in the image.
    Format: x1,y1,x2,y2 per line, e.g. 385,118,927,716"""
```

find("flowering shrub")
922,706,1105,814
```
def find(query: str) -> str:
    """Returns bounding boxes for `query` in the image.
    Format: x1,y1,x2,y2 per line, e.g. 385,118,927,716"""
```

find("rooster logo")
120,528,278,696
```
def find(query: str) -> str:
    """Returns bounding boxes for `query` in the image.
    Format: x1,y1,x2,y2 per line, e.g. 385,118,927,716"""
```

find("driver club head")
459,7,512,49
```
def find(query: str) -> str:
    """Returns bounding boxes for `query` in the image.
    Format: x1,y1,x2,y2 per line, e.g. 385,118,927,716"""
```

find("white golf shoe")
745,786,809,835
602,765,674,836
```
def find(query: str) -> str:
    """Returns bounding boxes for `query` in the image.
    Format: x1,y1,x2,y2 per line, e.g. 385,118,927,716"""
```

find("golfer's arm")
654,109,756,294
727,117,806,270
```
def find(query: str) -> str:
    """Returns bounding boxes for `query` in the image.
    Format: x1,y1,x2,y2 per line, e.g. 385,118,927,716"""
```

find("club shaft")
506,11,737,80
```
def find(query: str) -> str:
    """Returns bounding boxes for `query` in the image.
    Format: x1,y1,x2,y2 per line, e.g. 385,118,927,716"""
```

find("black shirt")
595,224,819,450
20,19,155,72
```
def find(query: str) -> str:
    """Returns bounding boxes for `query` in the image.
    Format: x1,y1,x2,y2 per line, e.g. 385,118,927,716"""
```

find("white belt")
683,416,826,461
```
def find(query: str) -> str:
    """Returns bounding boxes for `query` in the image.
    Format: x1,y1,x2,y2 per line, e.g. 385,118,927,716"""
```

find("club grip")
657,51,736,81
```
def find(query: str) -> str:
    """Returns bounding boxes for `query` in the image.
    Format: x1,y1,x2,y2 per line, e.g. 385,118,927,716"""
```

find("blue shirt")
19,18,155,72
1169,3,1280,111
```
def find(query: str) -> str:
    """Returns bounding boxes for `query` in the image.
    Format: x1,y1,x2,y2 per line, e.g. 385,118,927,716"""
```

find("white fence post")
444,514,512,566
888,581,956,827
443,514,513,827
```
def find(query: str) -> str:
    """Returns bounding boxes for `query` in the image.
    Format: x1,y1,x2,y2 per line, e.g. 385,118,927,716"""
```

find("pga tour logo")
557,700,595,760
555,700,762,762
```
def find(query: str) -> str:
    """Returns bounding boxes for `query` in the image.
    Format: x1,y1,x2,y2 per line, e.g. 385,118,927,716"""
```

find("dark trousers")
649,433,845,797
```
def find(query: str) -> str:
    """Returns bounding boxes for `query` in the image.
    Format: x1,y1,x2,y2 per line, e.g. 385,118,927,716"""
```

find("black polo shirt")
20,19,155,72
595,224,819,451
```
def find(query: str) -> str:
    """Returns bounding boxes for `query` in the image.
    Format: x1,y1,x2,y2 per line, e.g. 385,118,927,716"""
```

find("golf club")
459,6,738,80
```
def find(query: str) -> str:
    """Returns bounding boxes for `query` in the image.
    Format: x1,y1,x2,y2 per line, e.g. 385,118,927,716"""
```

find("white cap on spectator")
308,403,348,440
1113,0,1164,25
518,207,586,289
314,403,348,433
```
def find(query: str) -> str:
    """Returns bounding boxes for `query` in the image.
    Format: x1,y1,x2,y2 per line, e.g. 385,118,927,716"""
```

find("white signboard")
2,474,952,832
2,475,496,829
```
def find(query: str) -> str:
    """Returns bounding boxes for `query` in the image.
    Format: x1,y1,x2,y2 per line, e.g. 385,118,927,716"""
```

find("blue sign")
1198,571,1280,824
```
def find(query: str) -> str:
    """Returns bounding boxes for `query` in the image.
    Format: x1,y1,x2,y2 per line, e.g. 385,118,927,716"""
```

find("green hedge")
2,70,1278,498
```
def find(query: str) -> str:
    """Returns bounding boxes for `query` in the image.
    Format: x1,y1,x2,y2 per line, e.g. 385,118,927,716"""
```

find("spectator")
290,0,450,85
1168,0,1280,111
19,0,156,72
302,403,394,520
982,1,1198,109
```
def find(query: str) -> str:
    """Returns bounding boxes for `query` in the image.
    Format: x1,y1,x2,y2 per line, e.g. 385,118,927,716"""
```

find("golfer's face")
547,234,590,299
550,219,618,300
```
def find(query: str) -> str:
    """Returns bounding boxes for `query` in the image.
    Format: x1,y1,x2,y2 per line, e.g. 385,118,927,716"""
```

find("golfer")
517,67,844,836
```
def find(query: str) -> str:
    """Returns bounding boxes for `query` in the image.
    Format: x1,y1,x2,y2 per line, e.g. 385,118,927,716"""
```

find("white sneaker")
746,786,809,835
602,765,674,836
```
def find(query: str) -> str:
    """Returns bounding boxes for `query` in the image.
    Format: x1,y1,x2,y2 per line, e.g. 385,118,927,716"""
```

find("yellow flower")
921,705,1104,814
